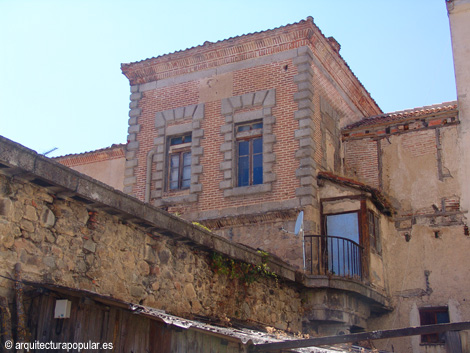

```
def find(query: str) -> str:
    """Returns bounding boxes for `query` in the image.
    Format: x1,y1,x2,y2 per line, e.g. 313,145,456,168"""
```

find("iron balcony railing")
304,234,363,280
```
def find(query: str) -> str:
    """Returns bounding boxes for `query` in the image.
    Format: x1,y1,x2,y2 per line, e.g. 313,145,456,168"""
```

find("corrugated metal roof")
25,281,364,353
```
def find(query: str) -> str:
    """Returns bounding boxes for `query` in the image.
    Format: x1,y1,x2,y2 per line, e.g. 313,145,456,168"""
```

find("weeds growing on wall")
210,250,278,286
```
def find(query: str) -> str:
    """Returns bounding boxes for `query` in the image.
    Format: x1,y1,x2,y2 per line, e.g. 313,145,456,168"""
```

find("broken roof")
25,281,366,353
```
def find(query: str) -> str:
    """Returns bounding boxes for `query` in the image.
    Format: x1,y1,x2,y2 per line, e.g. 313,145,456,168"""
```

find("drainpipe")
145,149,156,203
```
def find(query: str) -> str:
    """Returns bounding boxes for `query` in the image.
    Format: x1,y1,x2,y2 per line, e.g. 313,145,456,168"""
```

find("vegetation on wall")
210,250,278,286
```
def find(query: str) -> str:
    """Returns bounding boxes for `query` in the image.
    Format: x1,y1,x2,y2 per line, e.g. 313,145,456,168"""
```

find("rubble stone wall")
0,173,302,332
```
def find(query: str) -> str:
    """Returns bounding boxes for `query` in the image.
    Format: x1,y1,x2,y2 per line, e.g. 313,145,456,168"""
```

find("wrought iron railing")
304,234,363,280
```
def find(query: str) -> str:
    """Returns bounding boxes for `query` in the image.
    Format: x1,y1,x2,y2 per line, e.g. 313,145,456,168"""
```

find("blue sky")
0,0,456,157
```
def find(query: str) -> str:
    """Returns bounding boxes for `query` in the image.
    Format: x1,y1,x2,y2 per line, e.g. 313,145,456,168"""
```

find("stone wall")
0,171,302,332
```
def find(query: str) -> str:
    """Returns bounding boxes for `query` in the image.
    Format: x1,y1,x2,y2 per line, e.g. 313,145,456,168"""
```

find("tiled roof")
344,101,458,131
122,17,321,68
121,17,380,113
53,143,125,160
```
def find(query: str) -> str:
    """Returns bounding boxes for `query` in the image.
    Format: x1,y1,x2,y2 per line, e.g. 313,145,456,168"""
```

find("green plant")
192,221,211,232
210,251,278,286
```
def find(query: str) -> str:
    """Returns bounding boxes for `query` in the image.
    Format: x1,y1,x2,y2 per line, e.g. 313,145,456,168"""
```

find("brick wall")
344,138,380,189
121,18,382,265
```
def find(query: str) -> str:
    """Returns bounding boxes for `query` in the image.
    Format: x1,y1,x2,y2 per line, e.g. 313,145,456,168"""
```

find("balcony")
304,235,363,280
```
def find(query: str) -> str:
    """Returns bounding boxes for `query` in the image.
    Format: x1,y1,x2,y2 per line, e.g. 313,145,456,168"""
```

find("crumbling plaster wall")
381,127,460,214
369,223,470,353
0,173,303,332
359,124,470,353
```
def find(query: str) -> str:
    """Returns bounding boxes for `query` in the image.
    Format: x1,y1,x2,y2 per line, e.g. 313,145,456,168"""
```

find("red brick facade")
120,17,382,267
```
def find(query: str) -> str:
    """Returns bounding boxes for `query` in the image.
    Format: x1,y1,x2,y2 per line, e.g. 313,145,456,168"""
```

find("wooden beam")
250,322,470,351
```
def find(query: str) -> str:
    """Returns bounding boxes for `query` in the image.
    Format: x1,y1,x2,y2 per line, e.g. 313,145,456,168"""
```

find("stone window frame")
150,103,204,207
220,89,276,197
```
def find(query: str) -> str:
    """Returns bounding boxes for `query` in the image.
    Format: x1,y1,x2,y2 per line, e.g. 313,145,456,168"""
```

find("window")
419,307,449,344
168,134,191,191
325,212,361,277
368,211,381,253
236,121,263,187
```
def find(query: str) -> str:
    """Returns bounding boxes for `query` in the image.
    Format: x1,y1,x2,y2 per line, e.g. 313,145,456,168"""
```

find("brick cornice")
122,17,381,117
55,144,125,167
122,20,314,85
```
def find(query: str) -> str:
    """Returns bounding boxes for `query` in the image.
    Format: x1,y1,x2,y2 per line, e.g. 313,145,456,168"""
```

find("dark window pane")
170,136,183,145
238,141,249,156
253,138,263,154
170,134,191,145
252,122,263,129
436,311,450,324
238,156,249,186
253,154,263,185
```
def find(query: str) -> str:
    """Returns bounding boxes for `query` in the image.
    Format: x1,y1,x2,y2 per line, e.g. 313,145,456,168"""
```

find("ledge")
301,274,391,311
223,183,271,197
155,193,198,206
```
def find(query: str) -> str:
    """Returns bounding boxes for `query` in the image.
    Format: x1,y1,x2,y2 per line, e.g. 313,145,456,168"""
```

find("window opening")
236,121,263,187
419,307,450,344
325,212,361,277
368,211,381,254
168,134,191,191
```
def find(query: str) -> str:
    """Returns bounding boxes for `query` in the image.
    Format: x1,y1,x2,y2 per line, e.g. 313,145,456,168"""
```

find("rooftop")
120,17,381,115
344,101,458,131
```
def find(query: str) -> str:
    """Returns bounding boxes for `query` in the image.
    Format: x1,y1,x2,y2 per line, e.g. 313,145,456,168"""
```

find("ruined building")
1,1,470,352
